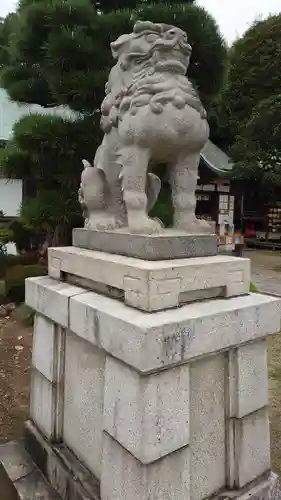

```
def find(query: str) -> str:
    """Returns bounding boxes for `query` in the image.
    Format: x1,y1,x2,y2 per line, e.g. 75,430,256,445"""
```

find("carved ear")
82,159,92,169
133,20,162,35
111,33,133,59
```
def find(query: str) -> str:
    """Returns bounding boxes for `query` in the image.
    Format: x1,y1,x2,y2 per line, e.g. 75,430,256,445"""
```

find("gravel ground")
0,317,32,442
244,249,281,296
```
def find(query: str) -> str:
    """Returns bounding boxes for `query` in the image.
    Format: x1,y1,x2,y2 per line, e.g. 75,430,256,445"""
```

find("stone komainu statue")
79,20,211,234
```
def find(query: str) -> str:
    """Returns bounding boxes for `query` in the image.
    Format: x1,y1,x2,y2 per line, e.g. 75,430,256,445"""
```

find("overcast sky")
0,0,280,44
197,0,280,44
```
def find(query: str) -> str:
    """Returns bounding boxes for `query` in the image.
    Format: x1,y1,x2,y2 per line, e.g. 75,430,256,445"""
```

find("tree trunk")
51,222,71,247
39,222,72,258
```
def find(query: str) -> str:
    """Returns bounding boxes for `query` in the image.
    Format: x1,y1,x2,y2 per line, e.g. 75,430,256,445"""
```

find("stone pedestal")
1,232,280,500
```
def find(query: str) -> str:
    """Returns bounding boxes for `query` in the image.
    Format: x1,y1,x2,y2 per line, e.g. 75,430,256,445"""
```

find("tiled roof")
201,140,233,174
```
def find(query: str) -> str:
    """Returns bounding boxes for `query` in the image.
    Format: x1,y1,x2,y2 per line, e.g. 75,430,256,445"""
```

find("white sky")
197,0,280,44
0,0,280,44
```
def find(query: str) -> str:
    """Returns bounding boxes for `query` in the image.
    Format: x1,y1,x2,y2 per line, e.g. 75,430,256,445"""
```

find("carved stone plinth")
0,242,280,500
47,247,250,312
73,228,217,260
19,265,281,500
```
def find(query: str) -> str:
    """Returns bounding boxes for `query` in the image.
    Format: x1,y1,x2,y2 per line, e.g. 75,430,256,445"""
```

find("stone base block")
101,432,190,500
190,354,226,500
216,473,280,500
0,439,60,499
73,227,217,260
103,356,190,463
30,369,57,440
26,277,281,373
48,247,250,311
234,408,271,488
23,274,280,500
24,420,99,500
63,332,105,479
229,341,269,418
0,461,20,500
1,432,278,500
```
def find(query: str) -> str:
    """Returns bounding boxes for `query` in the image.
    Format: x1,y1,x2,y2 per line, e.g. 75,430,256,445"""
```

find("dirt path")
245,249,281,296
0,317,32,442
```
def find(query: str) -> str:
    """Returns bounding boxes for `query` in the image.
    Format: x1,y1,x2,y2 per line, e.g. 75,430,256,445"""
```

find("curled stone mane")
101,21,206,133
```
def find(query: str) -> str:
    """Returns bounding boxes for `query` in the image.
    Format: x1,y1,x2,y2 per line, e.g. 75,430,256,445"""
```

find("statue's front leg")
121,146,162,234
170,153,212,233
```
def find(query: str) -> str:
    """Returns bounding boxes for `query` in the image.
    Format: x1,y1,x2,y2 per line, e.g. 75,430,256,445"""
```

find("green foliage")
2,1,226,111
9,219,39,252
149,165,174,227
250,282,257,293
208,96,232,153
5,263,47,303
1,113,98,244
0,227,12,245
221,14,281,139
0,227,12,256
96,0,194,13
0,251,39,279
0,279,5,304
231,94,281,189
150,184,174,228
0,13,17,69
0,253,7,279
210,13,281,189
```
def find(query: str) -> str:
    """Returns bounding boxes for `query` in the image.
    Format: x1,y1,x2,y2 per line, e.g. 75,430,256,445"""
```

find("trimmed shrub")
0,280,5,304
5,264,47,303
11,303,35,326
0,251,39,279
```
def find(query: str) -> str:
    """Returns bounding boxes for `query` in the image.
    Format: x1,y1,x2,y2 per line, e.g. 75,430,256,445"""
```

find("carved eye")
146,33,159,43
167,29,176,38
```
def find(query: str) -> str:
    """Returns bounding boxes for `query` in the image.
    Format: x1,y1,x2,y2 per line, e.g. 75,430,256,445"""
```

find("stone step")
0,440,60,500
47,247,250,312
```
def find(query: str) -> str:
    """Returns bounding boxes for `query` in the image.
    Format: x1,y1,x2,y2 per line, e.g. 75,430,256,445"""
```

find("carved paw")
87,212,124,231
128,215,163,234
174,215,213,234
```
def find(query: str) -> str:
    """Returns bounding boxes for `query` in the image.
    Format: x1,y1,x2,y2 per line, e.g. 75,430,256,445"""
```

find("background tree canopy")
226,14,281,189
207,13,281,191
225,15,281,136
0,0,227,246
231,94,281,192
0,13,17,69
213,14,281,143
96,0,195,13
